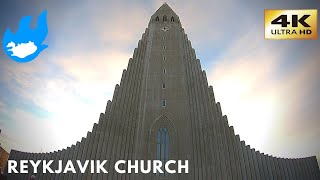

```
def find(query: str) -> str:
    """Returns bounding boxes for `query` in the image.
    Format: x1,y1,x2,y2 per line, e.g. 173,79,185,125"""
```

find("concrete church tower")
6,3,320,180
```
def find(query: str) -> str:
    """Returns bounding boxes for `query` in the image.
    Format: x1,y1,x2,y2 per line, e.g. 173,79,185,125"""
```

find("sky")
0,0,319,163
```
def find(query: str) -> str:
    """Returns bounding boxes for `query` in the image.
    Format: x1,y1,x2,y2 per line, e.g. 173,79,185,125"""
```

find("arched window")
163,15,167,22
171,16,175,22
155,16,159,21
156,127,169,176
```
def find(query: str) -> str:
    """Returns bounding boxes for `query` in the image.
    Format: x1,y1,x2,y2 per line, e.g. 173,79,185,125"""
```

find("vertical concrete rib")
274,158,282,179
311,156,320,179
281,158,289,179
73,138,85,180
112,62,132,180
84,124,97,179
185,38,200,180
223,120,236,179
92,103,111,180
120,34,144,180
304,158,313,179
96,101,112,180
216,104,228,180
87,114,105,180
65,145,76,179
125,36,143,180
62,147,72,180
223,118,235,179
272,156,280,179
241,142,252,180
186,44,200,180
67,142,79,180
109,67,129,180
261,154,271,179
188,44,204,180
284,158,293,179
52,150,61,180
245,146,254,179
230,126,242,179
76,132,91,179
217,103,232,180
200,70,215,180
281,158,287,179
193,57,209,180
207,86,222,179
255,151,264,179
230,130,242,179
309,157,318,180
266,155,274,180
251,149,261,180
183,34,197,180
306,157,314,179
294,158,302,179
128,30,147,180
299,158,307,179
103,84,121,179
236,136,247,179
289,158,298,180
305,157,314,179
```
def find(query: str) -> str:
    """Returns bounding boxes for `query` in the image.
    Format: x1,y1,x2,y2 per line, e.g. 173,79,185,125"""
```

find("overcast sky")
0,0,319,161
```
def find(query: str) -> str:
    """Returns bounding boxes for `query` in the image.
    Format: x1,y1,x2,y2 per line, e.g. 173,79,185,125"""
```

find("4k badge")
265,9,318,40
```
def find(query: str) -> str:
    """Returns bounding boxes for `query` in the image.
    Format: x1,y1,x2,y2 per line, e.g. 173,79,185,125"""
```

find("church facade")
6,4,320,180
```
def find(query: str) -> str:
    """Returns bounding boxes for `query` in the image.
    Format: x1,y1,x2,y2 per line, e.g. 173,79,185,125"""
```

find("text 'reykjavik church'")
6,3,320,179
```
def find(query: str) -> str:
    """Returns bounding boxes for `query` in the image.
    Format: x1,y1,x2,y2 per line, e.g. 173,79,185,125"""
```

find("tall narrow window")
156,127,169,176
163,45,166,50
163,36,166,40
171,16,175,22
163,15,167,22
162,100,166,107
163,56,166,61
155,16,159,21
163,68,166,74
162,83,166,89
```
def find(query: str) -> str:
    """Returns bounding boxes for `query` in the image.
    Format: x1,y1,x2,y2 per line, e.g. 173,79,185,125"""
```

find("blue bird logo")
2,10,48,63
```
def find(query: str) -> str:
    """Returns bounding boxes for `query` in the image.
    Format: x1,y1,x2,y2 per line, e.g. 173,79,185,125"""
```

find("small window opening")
163,15,167,22
162,100,166,107
155,16,159,21
163,69,166,74
163,36,166,40
162,83,166,89
163,45,166,50
171,17,175,22
163,56,166,61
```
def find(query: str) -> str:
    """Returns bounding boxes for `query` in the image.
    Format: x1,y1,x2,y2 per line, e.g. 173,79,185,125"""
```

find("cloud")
0,100,6,112
207,23,320,158
0,48,132,152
